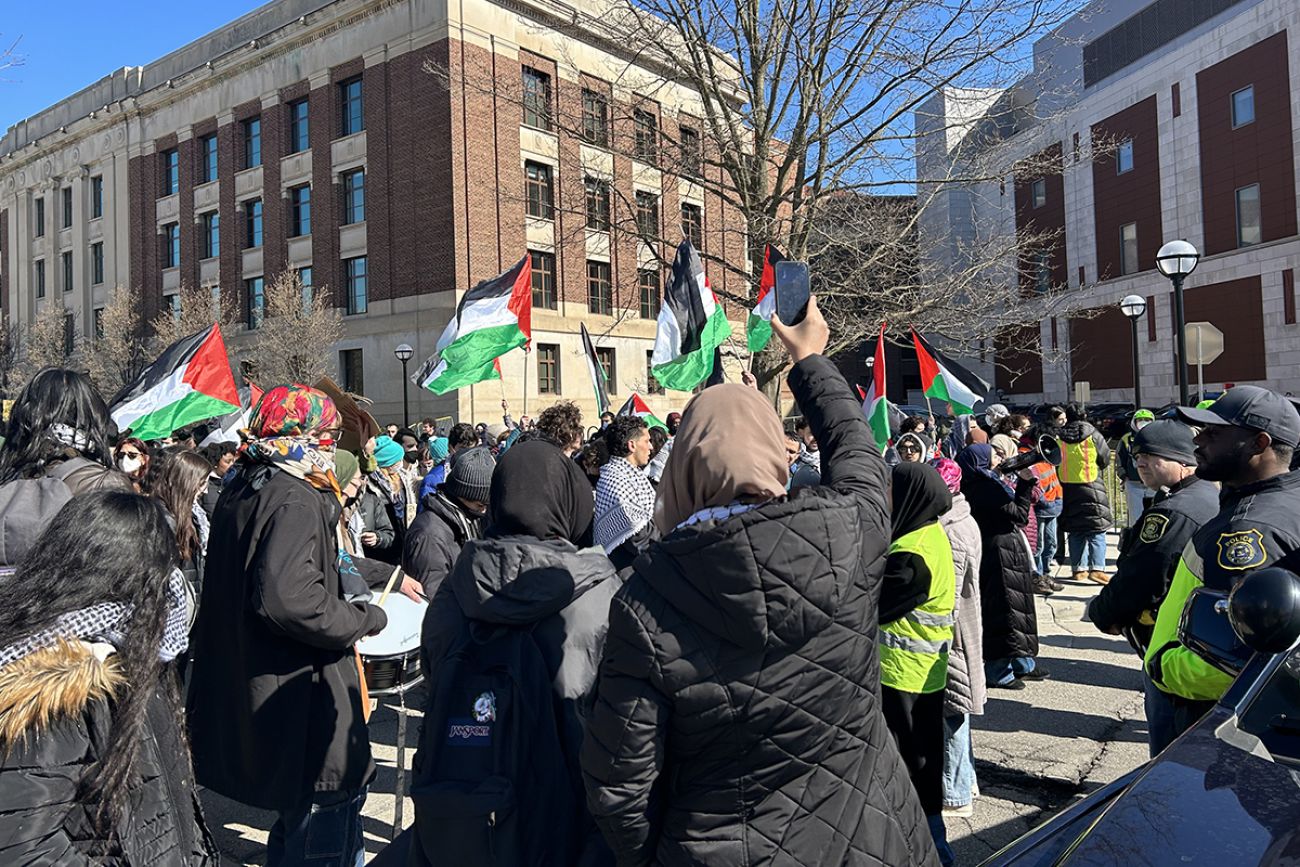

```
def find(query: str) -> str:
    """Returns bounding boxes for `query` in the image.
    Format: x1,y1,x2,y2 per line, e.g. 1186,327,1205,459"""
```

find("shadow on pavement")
1038,632,1138,654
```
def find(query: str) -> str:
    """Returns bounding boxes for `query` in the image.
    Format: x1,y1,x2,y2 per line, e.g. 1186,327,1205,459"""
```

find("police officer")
1145,386,1300,750
1087,420,1218,756
1116,409,1156,533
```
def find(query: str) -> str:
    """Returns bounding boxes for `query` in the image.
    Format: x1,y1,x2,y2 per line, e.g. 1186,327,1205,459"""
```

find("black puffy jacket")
402,489,482,598
580,355,938,867
0,641,216,865
963,474,1040,661
1057,422,1114,534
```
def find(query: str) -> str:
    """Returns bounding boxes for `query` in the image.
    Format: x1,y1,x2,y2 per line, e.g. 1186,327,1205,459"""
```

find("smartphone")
774,261,811,326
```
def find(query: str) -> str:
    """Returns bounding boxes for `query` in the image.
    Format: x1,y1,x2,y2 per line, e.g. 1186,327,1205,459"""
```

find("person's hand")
360,531,378,547
741,369,757,389
501,399,509,411
770,295,829,363
398,574,425,603
1017,468,1037,481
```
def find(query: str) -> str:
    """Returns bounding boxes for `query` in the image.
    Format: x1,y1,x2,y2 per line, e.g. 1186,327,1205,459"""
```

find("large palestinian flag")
861,324,890,453
651,240,733,392
617,394,666,432
415,256,532,395
746,244,786,352
111,324,241,441
911,329,990,415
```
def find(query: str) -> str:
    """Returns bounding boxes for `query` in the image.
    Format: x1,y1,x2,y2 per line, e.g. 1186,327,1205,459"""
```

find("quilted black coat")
1057,422,1113,535
581,356,938,867
963,473,1040,661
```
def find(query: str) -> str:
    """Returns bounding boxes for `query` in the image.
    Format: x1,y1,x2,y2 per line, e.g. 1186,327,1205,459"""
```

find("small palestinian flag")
111,323,241,441
581,323,611,416
651,240,733,392
617,394,666,432
746,244,786,352
415,256,532,395
861,323,890,453
911,329,990,415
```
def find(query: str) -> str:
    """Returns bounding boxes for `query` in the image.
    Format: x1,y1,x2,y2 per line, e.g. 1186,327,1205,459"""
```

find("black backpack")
409,620,578,866
0,458,97,568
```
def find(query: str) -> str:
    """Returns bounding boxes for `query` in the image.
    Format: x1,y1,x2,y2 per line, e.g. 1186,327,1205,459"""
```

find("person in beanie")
403,445,494,598
1056,403,1113,584
594,416,658,570
419,424,477,509
1116,410,1156,532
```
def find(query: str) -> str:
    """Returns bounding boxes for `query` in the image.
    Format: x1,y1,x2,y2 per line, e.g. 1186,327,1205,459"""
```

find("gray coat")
942,492,986,717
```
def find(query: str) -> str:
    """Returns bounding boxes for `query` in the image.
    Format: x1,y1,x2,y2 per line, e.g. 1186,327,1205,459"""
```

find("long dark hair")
0,368,115,484
0,492,180,829
143,448,213,562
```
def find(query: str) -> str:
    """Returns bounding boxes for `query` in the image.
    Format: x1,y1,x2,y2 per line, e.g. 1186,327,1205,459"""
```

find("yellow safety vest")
1058,437,1100,483
1143,540,1234,701
880,522,956,694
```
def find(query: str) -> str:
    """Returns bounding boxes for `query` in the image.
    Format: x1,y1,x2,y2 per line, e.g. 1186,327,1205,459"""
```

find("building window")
633,109,657,162
290,185,312,236
521,66,551,131
1116,139,1134,174
243,117,262,169
537,343,560,394
680,126,701,178
1032,250,1051,293
165,293,182,320
638,268,660,318
288,99,310,153
582,88,609,147
530,250,556,309
91,242,104,285
524,161,554,220
585,177,611,231
635,191,659,237
1031,178,1046,208
246,277,265,329
93,307,104,340
34,198,45,237
646,351,664,394
63,313,75,356
340,77,364,136
162,222,180,269
596,347,616,393
161,149,179,196
202,211,219,259
1236,184,1261,248
1231,85,1255,129
90,176,103,219
244,199,263,248
342,169,365,224
34,259,45,299
211,284,224,318
587,260,613,315
1120,222,1139,275
61,251,73,293
200,134,218,183
299,266,314,306
681,203,703,248
340,348,365,394
346,256,368,315
61,187,73,229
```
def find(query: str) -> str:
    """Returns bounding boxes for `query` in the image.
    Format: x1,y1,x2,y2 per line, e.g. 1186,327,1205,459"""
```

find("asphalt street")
204,533,1148,866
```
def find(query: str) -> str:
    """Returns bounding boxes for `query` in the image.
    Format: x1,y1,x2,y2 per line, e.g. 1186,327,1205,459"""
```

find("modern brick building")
917,0,1300,408
0,0,749,425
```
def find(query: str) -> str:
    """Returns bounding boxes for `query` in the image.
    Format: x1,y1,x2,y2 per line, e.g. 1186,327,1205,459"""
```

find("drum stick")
376,565,402,607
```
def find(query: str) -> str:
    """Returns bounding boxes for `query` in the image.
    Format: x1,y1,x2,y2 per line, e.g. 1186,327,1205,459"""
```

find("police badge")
1138,513,1169,544
1216,529,1267,571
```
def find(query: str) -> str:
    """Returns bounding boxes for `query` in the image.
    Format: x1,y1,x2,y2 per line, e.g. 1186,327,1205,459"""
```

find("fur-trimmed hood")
0,641,121,746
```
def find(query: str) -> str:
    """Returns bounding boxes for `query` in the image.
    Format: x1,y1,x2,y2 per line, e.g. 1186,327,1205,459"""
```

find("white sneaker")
943,803,974,818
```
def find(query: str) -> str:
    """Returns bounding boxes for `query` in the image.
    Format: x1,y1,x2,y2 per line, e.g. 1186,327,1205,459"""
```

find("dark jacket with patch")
1088,475,1218,649
964,473,1040,662
1057,421,1114,535
580,355,938,867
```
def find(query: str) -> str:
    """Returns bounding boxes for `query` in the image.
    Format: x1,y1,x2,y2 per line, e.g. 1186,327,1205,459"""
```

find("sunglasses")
119,450,143,459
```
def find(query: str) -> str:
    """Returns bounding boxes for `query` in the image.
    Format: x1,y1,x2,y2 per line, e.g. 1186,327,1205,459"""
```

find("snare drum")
358,593,427,696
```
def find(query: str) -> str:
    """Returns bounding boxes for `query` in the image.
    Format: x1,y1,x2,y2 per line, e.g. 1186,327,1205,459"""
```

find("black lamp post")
394,343,414,428
1155,240,1201,406
1120,294,1147,409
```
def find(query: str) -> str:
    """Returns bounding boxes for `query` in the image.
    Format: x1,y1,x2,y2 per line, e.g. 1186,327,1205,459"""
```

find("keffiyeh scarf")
247,435,340,495
594,457,657,554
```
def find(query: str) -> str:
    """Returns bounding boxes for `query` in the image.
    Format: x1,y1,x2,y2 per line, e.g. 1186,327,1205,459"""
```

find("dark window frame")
635,190,659,237
521,66,552,131
524,161,555,220
1119,222,1139,275
638,267,661,318
342,169,365,225
340,348,365,395
530,250,557,309
162,222,180,269
1235,183,1262,248
679,126,702,178
34,259,45,299
595,346,616,393
1231,85,1255,129
646,350,664,394
246,276,265,329
681,202,703,248
61,251,74,293
340,77,365,137
34,198,45,237
161,149,179,196
346,255,368,315
290,184,312,237
61,186,73,229
243,117,262,169
245,199,264,248
200,134,219,183
288,99,310,153
537,343,560,394
587,260,613,315
91,241,104,285
585,177,611,231
633,108,658,162
581,87,610,148
202,211,220,259
90,176,103,219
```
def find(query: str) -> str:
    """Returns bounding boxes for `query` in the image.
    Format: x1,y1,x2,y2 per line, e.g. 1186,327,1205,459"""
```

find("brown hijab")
655,384,789,534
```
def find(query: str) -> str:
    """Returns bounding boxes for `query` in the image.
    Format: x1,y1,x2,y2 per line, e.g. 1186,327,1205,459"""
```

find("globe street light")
1120,294,1147,408
394,343,414,428
1155,240,1201,406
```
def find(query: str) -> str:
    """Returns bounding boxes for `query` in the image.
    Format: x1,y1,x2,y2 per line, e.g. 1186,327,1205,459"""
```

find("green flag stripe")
128,391,242,441
652,308,732,392
746,314,771,353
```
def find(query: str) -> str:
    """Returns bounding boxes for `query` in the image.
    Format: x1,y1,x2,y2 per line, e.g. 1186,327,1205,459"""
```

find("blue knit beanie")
374,435,404,469
429,436,450,463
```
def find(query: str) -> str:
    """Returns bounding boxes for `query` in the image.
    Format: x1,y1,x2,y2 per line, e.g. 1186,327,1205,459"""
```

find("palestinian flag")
651,240,733,392
198,381,264,447
111,324,240,441
617,394,666,432
581,323,611,415
861,323,890,453
911,329,990,415
746,245,785,352
414,256,532,395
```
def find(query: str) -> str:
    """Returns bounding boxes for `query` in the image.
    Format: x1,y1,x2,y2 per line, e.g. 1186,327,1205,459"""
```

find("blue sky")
1,1,267,131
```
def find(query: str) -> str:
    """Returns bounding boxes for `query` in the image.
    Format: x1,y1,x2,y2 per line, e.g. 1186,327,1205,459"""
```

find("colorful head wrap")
931,456,963,494
250,385,340,438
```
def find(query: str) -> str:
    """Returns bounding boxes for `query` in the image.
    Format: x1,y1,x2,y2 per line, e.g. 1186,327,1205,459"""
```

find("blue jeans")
929,813,956,867
942,713,977,807
268,788,367,867
1144,675,1178,759
1068,532,1108,572
986,655,1035,687
1036,514,1059,575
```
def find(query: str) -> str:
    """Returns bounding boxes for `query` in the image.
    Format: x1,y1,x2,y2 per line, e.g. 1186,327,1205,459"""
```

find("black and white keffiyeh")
594,457,657,554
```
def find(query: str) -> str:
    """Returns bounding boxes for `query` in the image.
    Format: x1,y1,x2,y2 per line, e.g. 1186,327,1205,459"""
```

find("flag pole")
522,346,529,417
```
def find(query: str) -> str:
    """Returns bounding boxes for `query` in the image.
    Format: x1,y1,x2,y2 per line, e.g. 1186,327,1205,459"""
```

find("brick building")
0,0,749,424
917,0,1300,407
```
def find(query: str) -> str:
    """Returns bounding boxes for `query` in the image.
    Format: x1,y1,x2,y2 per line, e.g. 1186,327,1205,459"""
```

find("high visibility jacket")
1143,542,1234,701
1058,437,1101,483
880,522,956,694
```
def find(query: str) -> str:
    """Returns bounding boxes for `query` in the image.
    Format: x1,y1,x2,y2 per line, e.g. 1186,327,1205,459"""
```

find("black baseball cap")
1176,386,1300,447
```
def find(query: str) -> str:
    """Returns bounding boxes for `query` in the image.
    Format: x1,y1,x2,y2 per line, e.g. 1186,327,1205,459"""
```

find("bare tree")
0,314,20,398
81,285,150,396
15,303,69,387
243,270,343,386
150,280,237,352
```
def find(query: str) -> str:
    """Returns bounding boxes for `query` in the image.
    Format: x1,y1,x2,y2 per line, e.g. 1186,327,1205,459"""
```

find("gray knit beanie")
444,445,495,503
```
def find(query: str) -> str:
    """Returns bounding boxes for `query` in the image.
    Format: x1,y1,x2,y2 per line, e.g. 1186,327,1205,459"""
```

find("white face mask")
118,455,142,474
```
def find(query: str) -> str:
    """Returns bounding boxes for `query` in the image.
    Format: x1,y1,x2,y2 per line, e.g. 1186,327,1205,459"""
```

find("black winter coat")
1058,422,1114,534
580,355,938,867
0,641,216,865
964,474,1040,661
359,482,401,565
187,464,387,811
402,489,481,598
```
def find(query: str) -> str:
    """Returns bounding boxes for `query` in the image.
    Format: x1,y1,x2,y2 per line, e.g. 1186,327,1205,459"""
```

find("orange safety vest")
1024,446,1064,501
1057,437,1100,484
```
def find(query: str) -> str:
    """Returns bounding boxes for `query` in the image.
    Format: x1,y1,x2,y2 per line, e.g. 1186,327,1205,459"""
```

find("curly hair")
604,415,648,458
535,401,584,451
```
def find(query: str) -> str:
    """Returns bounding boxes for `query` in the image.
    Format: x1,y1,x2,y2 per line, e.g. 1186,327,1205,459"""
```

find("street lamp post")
1155,240,1201,406
394,343,414,428
1120,294,1147,409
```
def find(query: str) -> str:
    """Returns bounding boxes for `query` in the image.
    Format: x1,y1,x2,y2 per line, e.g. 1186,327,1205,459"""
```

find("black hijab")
486,440,594,545
890,462,952,540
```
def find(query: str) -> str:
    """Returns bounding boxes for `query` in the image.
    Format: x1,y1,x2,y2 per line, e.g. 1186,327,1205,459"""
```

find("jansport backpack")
0,459,97,568
409,620,579,866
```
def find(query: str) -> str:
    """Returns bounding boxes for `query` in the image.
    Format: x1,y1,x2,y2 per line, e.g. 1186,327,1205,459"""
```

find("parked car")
984,568,1300,866
1088,403,1137,440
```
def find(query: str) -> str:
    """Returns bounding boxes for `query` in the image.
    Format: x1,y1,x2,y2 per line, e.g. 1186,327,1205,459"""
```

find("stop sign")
1185,321,1224,366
